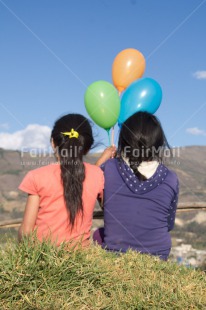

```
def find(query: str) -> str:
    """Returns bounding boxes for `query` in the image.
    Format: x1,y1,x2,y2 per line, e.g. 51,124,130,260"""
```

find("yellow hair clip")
61,128,79,139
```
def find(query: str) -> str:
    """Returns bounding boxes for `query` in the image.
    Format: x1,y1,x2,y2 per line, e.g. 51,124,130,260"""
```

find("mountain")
0,146,206,222
166,146,206,203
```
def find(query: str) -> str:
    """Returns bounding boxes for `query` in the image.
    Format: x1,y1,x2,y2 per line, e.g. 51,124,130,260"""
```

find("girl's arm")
167,195,178,231
18,194,39,241
95,146,116,167
167,180,179,232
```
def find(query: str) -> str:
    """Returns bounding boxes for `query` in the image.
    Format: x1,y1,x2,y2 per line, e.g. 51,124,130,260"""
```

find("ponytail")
59,137,85,228
51,114,94,229
128,154,147,181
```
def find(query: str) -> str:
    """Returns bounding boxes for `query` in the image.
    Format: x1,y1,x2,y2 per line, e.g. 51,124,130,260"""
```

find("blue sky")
0,0,206,151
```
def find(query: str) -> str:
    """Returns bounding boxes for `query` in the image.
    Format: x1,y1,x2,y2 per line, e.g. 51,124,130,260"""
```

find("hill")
166,146,206,203
1,146,206,214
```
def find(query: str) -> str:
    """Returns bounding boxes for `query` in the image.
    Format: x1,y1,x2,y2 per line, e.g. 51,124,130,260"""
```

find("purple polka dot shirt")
101,158,179,258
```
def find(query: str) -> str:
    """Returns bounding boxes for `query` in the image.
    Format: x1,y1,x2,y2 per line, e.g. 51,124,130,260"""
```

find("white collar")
122,156,159,179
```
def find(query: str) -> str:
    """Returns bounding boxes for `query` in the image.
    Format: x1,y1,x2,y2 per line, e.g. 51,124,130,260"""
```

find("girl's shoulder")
19,164,59,195
84,163,104,191
84,162,104,175
163,164,178,180
100,158,118,171
162,164,179,189
27,163,59,176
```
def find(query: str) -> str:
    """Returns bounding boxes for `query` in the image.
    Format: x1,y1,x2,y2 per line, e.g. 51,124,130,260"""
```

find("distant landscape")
0,146,206,250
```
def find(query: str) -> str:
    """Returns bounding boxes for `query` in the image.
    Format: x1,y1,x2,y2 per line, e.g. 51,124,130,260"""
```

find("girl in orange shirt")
19,114,104,246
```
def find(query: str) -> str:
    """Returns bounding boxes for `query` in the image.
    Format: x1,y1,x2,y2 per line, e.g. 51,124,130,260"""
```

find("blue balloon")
118,78,162,124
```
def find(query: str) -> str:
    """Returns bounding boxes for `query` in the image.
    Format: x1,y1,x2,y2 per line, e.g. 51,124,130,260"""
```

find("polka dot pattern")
117,159,169,194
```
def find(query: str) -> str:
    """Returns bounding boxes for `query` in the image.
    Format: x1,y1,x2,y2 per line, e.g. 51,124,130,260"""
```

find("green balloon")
84,80,120,130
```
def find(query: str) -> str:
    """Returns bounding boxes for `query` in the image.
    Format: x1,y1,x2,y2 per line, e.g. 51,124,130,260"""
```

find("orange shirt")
19,162,104,246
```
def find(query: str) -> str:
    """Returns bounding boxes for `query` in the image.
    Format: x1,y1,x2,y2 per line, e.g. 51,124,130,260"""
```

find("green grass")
0,229,18,245
0,237,206,309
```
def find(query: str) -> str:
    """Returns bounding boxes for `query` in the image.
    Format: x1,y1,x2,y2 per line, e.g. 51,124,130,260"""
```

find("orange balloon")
112,48,146,93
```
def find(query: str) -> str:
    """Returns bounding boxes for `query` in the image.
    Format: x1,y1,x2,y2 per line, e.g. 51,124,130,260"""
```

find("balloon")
84,81,120,130
112,48,146,93
118,78,162,124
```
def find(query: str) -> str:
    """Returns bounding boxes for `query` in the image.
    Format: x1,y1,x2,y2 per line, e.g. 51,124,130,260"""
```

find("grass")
0,237,206,309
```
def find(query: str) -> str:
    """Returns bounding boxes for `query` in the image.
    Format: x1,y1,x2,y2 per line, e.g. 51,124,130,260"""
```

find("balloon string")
106,129,111,146
111,127,114,146
111,91,121,147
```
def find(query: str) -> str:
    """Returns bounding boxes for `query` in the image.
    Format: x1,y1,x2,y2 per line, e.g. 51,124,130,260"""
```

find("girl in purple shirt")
94,112,179,260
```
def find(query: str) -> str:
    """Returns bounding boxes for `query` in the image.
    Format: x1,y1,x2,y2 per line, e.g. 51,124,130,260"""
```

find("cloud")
0,124,51,150
193,71,206,80
186,127,206,136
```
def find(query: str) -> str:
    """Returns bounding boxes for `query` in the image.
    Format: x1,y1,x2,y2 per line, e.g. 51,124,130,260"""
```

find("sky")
0,0,206,151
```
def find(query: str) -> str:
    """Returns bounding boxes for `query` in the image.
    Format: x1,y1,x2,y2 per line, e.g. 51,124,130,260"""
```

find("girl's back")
102,158,178,256
19,162,103,245
95,111,179,260
19,113,104,246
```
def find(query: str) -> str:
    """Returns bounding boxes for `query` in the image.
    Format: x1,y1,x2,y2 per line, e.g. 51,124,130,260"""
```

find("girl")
94,111,179,260
19,114,104,246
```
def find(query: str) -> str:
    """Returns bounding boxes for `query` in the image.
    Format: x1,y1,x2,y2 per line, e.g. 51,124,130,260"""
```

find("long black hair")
51,114,94,228
118,112,169,181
